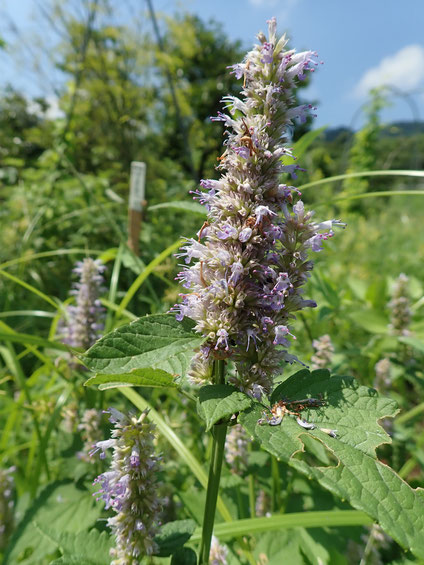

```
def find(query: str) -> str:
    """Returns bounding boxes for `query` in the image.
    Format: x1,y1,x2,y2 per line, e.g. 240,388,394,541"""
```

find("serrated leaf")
154,519,196,557
239,370,424,559
84,367,177,390
37,525,112,565
197,385,252,430
3,481,100,565
291,442,424,559
81,314,203,376
270,369,397,457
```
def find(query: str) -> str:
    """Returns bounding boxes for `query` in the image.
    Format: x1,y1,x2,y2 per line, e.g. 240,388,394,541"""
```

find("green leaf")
398,336,424,354
348,277,367,300
269,370,397,457
197,385,253,430
84,367,177,390
154,519,197,557
240,370,424,558
81,314,203,376
281,126,326,165
36,525,112,565
0,330,70,352
170,547,197,565
253,530,305,565
3,481,100,565
291,443,424,559
348,310,389,334
148,201,207,217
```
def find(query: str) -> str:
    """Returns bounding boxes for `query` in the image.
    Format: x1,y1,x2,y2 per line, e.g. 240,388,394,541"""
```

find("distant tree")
55,10,155,177
153,14,245,181
342,88,388,211
0,86,52,171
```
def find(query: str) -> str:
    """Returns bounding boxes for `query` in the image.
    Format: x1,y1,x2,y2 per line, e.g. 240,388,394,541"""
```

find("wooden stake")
127,162,146,255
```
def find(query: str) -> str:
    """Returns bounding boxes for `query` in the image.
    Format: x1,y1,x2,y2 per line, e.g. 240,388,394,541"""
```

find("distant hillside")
323,121,424,142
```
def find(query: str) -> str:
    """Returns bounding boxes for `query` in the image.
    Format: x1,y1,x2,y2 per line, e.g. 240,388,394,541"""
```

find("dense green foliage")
1,3,424,564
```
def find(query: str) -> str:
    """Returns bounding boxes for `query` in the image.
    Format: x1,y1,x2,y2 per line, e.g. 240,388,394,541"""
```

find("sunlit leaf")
82,314,203,376
84,367,177,390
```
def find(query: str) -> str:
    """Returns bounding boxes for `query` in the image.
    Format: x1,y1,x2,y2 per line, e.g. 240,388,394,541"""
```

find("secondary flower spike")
61,258,105,350
91,409,163,564
174,18,344,398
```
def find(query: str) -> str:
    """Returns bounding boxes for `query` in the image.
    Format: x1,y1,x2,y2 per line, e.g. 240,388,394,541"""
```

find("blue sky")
2,0,424,129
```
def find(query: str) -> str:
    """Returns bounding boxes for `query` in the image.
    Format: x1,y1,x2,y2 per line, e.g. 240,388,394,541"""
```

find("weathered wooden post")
127,161,146,256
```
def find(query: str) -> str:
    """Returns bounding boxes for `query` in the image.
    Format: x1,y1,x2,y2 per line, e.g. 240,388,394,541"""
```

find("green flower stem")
247,442,256,518
248,474,256,518
271,456,281,512
236,485,246,519
199,360,228,565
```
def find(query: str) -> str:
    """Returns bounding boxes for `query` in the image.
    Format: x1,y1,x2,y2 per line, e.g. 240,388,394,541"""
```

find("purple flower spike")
60,258,105,350
92,409,163,561
173,18,344,397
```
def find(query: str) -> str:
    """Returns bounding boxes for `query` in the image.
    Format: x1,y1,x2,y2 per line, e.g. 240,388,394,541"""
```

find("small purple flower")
217,225,238,240
239,227,253,242
254,205,277,225
215,329,230,351
261,42,274,64
225,424,250,474
89,438,115,459
273,325,296,346
234,146,251,160
229,261,244,286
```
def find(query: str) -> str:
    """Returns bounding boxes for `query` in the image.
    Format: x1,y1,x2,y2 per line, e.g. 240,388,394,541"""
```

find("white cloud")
277,0,301,23
355,44,424,97
45,96,64,120
248,0,301,26
249,0,279,5
27,95,64,120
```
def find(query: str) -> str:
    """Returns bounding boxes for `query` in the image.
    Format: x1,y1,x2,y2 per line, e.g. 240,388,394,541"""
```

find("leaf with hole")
239,370,424,558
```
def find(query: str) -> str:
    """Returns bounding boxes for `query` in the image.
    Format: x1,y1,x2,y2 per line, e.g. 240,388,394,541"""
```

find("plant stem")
248,474,256,518
271,455,281,512
199,360,228,564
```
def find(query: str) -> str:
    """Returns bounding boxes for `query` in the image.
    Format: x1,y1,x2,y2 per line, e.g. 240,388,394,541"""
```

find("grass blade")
298,169,424,191
116,239,184,318
189,510,373,542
